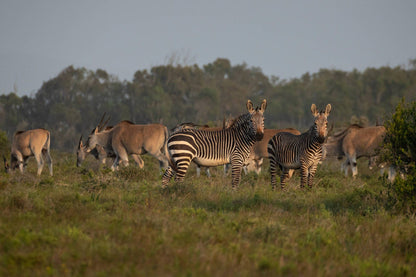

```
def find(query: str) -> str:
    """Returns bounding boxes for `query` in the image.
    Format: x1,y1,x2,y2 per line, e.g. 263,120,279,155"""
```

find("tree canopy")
1,58,416,151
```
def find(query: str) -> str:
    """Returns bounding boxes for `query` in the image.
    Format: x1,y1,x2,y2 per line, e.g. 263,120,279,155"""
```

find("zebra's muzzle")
255,132,264,141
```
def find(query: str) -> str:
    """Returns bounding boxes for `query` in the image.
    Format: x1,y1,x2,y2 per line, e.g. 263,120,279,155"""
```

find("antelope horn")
100,115,111,131
78,135,83,147
97,112,107,131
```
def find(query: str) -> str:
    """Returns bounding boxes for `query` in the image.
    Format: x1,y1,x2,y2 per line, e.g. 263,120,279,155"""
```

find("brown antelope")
4,129,53,176
85,120,169,171
323,124,392,178
245,128,301,174
77,118,115,167
77,136,115,167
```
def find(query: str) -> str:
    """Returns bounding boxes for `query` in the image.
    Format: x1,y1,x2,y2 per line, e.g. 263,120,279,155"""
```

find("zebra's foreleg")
307,163,319,188
230,162,244,189
300,165,309,188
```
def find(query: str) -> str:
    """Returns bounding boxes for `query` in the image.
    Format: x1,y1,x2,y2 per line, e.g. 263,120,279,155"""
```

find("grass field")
1,152,415,276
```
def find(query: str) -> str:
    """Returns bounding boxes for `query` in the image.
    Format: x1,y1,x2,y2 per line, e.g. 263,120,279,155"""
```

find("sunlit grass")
0,153,415,276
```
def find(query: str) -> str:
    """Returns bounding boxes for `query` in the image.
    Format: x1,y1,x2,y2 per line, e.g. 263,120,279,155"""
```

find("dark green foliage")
382,99,416,212
0,130,9,157
1,59,416,151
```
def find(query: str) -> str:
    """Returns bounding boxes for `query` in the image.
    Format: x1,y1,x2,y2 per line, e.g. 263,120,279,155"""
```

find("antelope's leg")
34,152,45,176
131,154,144,169
111,156,120,171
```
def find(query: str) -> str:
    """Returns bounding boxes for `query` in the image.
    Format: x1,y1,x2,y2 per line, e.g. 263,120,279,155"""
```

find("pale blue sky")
1,0,415,96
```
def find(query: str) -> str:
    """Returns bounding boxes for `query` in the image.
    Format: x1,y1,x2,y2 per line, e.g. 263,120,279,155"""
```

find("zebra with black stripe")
162,100,267,189
268,104,331,189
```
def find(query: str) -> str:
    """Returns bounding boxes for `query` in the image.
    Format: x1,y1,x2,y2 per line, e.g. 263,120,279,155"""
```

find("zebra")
268,104,331,189
162,99,267,189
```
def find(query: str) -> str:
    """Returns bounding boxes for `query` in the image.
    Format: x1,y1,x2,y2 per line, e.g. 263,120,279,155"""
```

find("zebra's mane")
228,113,251,128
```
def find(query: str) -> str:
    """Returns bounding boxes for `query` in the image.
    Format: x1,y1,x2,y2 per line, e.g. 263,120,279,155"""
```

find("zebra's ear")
311,104,318,116
325,104,332,116
260,99,267,112
247,100,254,112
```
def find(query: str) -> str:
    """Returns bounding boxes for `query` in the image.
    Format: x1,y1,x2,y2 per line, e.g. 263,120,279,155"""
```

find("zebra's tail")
163,128,178,172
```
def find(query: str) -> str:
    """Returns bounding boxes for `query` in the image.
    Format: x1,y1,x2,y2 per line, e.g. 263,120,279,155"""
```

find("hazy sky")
1,0,415,96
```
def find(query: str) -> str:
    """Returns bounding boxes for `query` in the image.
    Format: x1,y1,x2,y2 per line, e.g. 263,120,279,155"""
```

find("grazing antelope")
162,99,267,189
85,120,169,171
4,129,53,176
245,128,301,174
323,124,387,178
268,104,331,189
77,136,115,167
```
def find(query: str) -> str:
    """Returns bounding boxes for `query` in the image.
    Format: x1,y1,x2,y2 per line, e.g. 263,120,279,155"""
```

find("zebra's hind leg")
162,166,175,188
269,160,279,190
280,167,291,190
174,163,190,183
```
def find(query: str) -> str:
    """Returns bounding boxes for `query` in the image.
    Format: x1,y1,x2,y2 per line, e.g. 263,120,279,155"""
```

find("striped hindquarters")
167,132,198,178
268,132,302,168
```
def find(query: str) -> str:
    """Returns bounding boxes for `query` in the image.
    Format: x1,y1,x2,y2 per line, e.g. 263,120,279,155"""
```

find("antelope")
77,118,115,167
323,124,387,178
85,120,169,171
77,136,115,167
4,129,53,176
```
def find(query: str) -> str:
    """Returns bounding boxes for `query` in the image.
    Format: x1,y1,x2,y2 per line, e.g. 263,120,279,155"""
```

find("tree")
382,99,416,212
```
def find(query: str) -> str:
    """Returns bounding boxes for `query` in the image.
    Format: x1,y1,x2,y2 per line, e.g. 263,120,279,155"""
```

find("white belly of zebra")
193,157,230,167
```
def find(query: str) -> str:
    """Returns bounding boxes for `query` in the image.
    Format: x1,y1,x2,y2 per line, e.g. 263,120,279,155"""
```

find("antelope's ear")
311,104,318,117
325,104,332,116
247,100,254,113
260,99,267,112
94,126,99,134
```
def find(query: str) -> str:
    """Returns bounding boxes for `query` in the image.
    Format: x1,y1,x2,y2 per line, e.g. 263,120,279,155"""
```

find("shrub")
0,130,9,157
382,99,416,212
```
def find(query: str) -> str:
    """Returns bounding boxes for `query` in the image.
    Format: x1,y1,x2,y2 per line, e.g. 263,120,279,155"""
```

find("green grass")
0,152,415,276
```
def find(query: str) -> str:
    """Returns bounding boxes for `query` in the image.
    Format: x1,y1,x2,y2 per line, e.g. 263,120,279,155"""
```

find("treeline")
1,58,416,151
